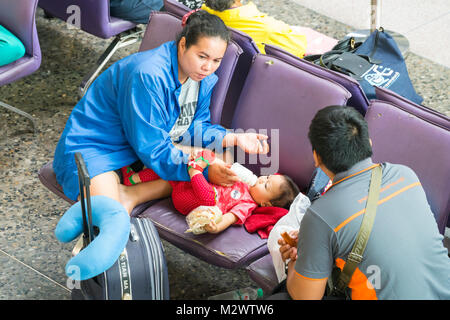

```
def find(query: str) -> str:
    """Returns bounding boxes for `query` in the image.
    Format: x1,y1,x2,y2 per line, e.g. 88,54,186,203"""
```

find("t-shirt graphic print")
169,77,200,142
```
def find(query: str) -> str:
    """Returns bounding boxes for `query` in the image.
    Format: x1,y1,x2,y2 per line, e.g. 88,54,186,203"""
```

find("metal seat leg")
0,100,37,134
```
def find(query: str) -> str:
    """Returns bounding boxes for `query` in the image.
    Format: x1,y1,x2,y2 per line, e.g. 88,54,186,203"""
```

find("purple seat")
163,0,260,127
38,160,157,217
264,43,369,115
136,54,350,270
245,254,278,294
366,100,450,235
38,0,142,96
138,198,268,269
247,97,450,293
231,54,351,190
0,0,41,132
40,50,351,272
375,87,449,130
139,11,242,124
163,0,190,17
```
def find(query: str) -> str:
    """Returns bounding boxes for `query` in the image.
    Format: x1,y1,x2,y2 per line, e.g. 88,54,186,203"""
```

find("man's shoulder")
382,162,419,179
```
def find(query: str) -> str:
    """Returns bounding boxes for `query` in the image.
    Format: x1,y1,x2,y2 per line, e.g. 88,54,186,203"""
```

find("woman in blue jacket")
53,11,269,213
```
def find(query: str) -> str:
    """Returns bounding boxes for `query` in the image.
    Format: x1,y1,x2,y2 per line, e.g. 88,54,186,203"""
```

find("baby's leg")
122,166,160,186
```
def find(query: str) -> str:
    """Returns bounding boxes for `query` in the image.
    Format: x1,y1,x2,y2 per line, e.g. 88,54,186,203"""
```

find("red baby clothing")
170,174,258,225
125,167,258,225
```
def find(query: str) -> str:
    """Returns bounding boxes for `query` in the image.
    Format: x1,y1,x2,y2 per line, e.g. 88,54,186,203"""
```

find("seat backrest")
264,43,369,115
365,100,450,235
375,86,449,129
163,0,190,17
219,28,260,128
231,54,351,191
0,0,41,85
38,0,136,39
139,11,242,124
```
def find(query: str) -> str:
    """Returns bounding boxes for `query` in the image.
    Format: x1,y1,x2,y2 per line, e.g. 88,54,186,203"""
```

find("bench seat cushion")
137,198,269,269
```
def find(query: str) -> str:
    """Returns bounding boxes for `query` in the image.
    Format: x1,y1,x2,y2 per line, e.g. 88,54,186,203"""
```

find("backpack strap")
335,165,382,293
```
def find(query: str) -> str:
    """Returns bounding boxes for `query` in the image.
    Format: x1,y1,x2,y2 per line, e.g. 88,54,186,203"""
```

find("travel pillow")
0,25,26,66
55,195,130,281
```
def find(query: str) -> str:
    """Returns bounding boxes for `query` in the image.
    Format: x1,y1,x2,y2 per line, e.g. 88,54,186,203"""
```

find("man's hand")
278,230,299,263
208,161,239,187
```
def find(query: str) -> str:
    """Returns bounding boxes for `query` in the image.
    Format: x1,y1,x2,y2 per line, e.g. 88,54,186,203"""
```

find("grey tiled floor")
0,1,449,300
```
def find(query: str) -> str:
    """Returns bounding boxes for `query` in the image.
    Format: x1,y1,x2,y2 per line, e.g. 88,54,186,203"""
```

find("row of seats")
0,0,141,129
38,5,450,294
0,0,41,132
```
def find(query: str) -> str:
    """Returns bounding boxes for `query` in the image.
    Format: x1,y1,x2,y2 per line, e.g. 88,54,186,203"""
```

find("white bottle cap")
230,163,258,187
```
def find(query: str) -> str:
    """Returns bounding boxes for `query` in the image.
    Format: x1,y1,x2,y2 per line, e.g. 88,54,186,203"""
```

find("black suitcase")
70,152,170,300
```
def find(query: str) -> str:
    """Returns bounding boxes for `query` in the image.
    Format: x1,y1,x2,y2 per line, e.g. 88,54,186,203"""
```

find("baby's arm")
204,212,238,234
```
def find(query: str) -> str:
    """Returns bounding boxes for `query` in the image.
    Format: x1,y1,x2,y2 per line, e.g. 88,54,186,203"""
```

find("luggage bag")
71,152,170,300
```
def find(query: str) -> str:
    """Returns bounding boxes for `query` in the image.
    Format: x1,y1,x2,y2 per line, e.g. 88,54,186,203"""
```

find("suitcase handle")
75,152,95,245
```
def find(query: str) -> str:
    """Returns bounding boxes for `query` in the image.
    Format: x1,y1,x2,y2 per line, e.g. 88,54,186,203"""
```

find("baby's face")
249,174,285,206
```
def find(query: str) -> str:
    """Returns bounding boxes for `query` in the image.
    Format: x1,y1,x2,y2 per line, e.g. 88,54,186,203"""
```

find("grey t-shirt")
169,77,200,142
294,158,450,300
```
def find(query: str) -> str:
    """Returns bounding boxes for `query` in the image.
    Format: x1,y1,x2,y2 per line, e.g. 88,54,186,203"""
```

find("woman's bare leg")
86,171,172,215
118,179,172,214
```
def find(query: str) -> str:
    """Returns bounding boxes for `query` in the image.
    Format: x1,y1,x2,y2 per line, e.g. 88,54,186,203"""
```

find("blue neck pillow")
55,195,130,281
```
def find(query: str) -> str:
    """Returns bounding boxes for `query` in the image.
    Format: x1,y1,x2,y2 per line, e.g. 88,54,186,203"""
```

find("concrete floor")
0,0,449,300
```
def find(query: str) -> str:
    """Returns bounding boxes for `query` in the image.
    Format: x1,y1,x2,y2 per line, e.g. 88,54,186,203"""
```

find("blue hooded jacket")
53,41,228,201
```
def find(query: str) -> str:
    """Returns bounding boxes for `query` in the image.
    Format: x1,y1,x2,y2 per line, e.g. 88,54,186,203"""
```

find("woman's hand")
223,133,270,154
207,160,239,187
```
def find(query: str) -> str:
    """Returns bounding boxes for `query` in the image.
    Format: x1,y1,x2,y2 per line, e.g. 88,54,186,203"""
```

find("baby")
121,149,299,234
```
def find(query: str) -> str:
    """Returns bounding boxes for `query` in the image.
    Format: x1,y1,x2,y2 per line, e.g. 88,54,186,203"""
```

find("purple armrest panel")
245,254,278,294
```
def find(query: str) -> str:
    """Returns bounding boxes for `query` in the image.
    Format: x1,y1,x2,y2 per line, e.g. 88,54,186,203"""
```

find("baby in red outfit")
121,150,299,234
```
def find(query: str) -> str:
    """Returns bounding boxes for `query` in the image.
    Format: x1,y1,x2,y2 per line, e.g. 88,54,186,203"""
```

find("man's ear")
313,150,321,168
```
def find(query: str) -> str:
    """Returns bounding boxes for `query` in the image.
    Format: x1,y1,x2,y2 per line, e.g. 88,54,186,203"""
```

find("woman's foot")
117,183,138,215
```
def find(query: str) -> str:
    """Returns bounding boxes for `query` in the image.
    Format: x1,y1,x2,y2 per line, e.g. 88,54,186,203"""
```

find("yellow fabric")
202,2,307,57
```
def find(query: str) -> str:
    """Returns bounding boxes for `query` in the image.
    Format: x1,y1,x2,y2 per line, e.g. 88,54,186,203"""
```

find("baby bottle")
230,163,257,187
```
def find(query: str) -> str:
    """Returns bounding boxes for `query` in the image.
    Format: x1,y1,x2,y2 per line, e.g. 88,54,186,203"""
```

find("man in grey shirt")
278,105,450,300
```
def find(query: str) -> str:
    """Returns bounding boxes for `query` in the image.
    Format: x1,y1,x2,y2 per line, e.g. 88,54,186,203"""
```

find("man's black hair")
308,106,373,174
